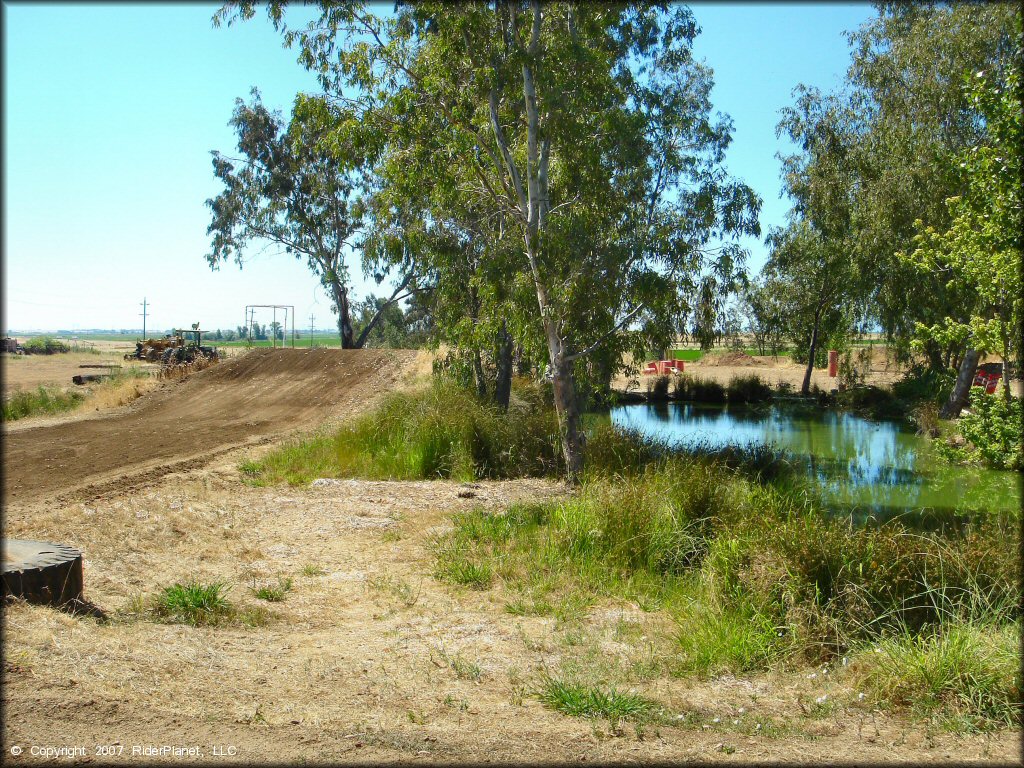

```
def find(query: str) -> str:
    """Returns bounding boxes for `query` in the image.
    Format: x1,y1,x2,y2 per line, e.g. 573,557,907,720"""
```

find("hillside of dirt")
2,348,417,505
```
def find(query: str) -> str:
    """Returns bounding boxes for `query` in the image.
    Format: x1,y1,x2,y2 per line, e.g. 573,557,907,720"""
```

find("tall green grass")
431,459,1019,725
2,385,84,421
245,380,562,485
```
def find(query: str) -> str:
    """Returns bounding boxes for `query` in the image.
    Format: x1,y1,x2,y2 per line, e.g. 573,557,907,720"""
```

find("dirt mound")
2,348,416,505
701,350,762,366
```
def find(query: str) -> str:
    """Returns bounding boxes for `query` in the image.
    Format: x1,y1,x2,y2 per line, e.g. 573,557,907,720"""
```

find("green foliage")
900,53,1022,367
153,582,233,626
249,380,563,483
855,623,1021,730
537,677,660,726
220,1,761,477
2,386,84,421
675,597,794,676
958,391,1023,470
892,367,957,406
672,377,726,403
22,336,70,355
726,374,774,404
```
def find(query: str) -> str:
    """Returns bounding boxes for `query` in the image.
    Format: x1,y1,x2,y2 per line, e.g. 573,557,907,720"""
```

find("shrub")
646,374,671,401
673,376,726,403
835,385,906,420
2,386,84,421
958,390,1022,470
22,336,70,355
892,367,956,406
725,374,773,404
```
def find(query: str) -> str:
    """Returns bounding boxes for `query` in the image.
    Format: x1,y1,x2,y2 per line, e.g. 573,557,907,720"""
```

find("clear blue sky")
2,2,874,333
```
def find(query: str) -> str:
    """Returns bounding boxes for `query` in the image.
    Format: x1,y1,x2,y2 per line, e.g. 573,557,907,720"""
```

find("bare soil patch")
2,348,416,505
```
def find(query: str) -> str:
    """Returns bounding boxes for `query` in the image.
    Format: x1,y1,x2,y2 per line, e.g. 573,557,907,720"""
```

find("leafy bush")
22,336,70,355
892,367,956,406
726,374,773,404
958,390,1022,470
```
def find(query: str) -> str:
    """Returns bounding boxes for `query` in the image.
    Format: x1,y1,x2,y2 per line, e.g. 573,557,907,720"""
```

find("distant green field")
41,331,345,347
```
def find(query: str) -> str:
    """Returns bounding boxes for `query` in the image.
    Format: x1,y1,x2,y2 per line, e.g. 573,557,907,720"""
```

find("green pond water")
608,402,1021,522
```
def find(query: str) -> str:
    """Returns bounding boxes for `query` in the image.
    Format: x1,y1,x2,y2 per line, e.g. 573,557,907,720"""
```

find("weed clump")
253,577,293,602
538,676,660,726
152,582,234,626
2,386,84,421
852,623,1020,730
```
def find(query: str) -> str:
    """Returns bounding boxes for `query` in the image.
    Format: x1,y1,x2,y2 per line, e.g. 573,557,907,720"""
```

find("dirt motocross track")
3,348,415,505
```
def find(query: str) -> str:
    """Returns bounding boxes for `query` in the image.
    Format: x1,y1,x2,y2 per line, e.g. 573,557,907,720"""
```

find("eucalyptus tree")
216,2,760,479
205,91,414,348
765,221,851,395
778,3,1018,369
902,51,1022,415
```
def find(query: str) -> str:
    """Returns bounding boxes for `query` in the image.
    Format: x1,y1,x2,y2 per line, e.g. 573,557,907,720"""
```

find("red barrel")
828,350,838,377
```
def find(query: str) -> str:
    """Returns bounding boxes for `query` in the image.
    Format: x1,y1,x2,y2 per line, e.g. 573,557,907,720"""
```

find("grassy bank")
243,379,1020,730
2,385,85,420
433,463,1018,729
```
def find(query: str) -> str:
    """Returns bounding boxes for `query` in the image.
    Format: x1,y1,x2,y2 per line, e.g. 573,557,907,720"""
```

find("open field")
3,347,1019,763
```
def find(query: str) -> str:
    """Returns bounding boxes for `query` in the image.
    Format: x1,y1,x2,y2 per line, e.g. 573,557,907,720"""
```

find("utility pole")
140,298,148,339
309,313,315,348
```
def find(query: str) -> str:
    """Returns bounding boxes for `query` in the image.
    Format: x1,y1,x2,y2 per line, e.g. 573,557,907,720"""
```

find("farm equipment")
125,335,182,362
125,324,219,367
2,337,25,354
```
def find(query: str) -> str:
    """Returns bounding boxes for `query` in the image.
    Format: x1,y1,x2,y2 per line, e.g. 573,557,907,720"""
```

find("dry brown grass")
81,374,159,411
3,460,1018,763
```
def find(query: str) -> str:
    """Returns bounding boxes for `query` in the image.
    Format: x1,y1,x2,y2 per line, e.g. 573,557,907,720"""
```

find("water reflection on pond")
609,402,1021,520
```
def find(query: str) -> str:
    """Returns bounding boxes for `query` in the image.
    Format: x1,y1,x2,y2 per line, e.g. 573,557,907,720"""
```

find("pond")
609,401,1021,523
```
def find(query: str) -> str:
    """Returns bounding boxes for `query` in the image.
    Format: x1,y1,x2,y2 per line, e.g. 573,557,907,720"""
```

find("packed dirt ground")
2,347,1020,763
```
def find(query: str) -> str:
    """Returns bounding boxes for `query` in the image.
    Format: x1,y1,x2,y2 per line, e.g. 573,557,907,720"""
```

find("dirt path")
2,348,416,505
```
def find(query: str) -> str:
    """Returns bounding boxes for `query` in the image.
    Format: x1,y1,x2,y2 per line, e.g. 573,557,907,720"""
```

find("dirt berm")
3,348,416,505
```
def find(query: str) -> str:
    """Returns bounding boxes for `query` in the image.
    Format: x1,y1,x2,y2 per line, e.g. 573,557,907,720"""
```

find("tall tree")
217,2,760,479
765,221,852,395
784,3,1018,367
902,43,1022,415
205,91,413,347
